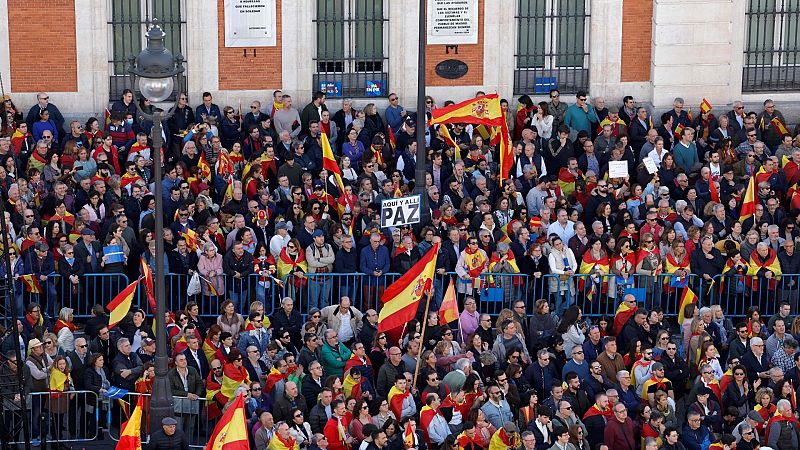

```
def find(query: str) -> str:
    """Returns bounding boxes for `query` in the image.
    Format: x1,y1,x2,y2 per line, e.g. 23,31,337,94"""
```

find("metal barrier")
709,273,800,317
50,273,130,318
107,392,216,449
7,390,99,445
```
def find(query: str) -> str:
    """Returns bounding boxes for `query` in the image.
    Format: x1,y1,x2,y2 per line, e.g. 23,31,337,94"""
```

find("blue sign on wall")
319,81,342,98
534,77,557,94
365,80,385,97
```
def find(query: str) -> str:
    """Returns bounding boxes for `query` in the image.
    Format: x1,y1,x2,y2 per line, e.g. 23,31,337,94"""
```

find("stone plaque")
224,0,277,47
435,59,469,79
427,0,479,45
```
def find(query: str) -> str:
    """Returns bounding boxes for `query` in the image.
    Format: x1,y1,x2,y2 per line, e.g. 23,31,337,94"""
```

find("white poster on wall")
224,0,277,47
427,0,479,45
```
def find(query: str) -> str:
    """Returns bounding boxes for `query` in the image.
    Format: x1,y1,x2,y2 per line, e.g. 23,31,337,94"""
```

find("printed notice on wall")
224,0,277,47
427,0,479,45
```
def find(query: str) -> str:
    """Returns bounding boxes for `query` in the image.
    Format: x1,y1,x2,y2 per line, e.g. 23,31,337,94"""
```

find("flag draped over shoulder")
429,94,504,127
612,302,637,336
771,117,790,137
206,393,249,450
116,395,144,450
107,278,143,329
387,385,410,420
678,286,698,325
377,243,440,333
220,363,250,403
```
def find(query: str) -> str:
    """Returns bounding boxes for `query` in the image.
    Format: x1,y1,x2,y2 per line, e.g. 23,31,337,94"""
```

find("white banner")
380,195,422,228
427,0,479,45
224,0,277,47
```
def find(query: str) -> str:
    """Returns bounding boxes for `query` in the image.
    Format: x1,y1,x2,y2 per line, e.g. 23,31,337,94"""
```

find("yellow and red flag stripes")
499,109,514,181
438,279,459,324
403,422,416,448
387,385,411,420
220,363,250,404
139,257,155,312
387,127,397,152
429,94,504,127
20,274,42,293
198,153,212,180
739,176,757,222
709,177,720,203
116,395,144,450
700,98,712,114
746,247,782,291
180,227,199,251
322,132,354,214
439,124,460,160
107,278,143,329
612,301,637,336
674,123,685,139
678,286,698,325
771,117,790,137
206,393,249,450
377,243,440,332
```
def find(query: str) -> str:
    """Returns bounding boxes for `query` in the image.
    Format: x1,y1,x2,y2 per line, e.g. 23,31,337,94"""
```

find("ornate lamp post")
127,21,184,431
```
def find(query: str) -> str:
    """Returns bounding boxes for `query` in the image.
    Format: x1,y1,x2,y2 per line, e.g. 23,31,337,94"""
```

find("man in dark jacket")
680,412,712,450
690,236,726,290
303,361,325,407
660,342,690,398
778,240,800,306
272,297,303,349
308,388,334,434
272,381,308,423
358,310,378,346
222,241,253,307
112,338,143,391
147,417,189,450
167,354,204,439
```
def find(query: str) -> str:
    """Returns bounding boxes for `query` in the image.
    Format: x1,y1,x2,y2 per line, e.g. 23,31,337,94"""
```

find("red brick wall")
620,0,652,82
8,0,78,92
217,0,283,90
424,0,484,86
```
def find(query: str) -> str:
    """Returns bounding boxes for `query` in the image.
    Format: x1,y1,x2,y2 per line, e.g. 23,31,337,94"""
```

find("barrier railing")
37,270,800,322
7,390,99,445
107,392,219,449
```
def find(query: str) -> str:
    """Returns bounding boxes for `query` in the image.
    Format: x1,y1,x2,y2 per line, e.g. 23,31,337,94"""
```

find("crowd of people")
1,87,800,450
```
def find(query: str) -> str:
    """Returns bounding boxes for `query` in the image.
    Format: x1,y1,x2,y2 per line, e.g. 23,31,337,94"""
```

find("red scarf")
54,319,77,334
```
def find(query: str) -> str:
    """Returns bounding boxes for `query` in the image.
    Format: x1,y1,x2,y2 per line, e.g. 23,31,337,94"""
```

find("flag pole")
412,287,435,390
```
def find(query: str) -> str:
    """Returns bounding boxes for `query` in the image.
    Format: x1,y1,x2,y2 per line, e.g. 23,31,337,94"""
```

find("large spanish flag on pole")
107,278,142,329
206,392,249,450
429,94,504,127
378,242,440,332
115,395,144,450
321,132,353,212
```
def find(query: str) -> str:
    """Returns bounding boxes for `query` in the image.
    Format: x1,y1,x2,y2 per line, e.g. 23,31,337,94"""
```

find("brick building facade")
0,0,795,118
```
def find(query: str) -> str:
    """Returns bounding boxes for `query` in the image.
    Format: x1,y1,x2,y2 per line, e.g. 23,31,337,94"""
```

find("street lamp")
413,0,429,222
127,20,184,431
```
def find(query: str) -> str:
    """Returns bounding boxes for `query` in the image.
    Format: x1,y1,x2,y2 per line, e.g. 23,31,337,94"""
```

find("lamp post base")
149,355,174,432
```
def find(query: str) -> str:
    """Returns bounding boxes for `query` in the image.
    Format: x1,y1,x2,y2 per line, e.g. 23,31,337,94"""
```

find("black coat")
146,428,190,450
272,308,303,348
740,350,770,383
84,368,106,406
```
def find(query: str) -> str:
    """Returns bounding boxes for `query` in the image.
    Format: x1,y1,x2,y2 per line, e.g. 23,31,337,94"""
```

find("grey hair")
644,437,658,448
234,385,249,398
616,370,630,380
750,336,764,346
756,242,769,252
455,358,471,371
325,329,337,339
769,367,784,377
699,307,711,316
768,224,779,233
777,398,792,411
537,348,550,359
58,307,74,321
116,338,130,350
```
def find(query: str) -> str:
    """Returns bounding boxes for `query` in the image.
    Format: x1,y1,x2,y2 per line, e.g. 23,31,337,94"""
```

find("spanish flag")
488,426,520,450
219,363,250,404
322,132,348,202
771,117,790,137
206,392,249,450
639,375,671,400
203,276,221,297
198,153,212,180
739,174,757,222
499,109,514,181
264,367,290,394
746,247,782,291
116,395,144,450
439,124,460,160
557,167,583,197
438,279,459,324
403,422,416,449
719,367,734,393
674,123,685,139
276,248,308,280
49,368,71,394
387,127,397,152
107,278,142,329
217,152,234,178
378,243,440,333
677,286,698,325
612,301,637,336
387,385,411,420
139,257,155,312
700,98,712,114
429,94,505,127
180,227,198,251
20,274,42,294
709,176,720,203
343,372,364,400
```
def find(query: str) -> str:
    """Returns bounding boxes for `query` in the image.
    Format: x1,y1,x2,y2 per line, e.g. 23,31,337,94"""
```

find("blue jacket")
673,141,700,173
680,422,711,450
195,103,222,124
334,247,359,273
359,245,390,280
343,141,365,167
385,105,404,134
564,104,599,134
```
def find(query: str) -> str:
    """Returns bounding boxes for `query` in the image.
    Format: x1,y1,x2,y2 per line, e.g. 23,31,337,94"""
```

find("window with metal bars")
107,0,186,101
514,0,590,95
313,0,389,99
743,0,800,92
